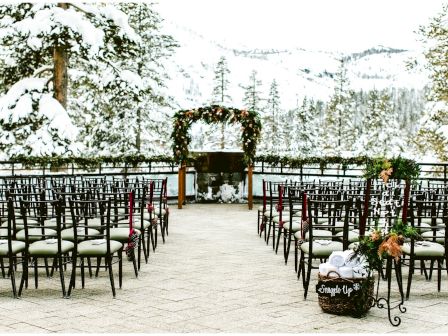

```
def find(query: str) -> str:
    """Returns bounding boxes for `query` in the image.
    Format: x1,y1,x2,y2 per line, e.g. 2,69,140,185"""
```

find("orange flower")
370,231,381,241
378,234,402,261
379,167,393,183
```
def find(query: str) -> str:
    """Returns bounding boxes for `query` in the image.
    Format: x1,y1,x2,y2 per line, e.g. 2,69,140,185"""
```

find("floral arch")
171,105,262,165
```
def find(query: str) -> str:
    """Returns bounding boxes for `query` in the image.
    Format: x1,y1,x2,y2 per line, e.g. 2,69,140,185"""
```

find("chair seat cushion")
401,241,445,257
258,205,271,212
109,228,141,242
77,239,123,256
61,228,101,241
421,229,445,244
79,217,103,230
273,212,292,223
0,240,26,255
283,221,301,232
302,229,333,240
117,220,151,229
29,239,74,256
421,218,443,225
336,229,359,243
300,241,344,257
16,228,57,241
413,222,432,232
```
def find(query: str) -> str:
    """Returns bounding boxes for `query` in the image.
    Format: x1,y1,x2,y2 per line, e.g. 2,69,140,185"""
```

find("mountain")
162,22,430,111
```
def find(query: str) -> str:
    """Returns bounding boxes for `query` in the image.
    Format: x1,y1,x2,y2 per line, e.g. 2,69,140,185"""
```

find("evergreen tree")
290,97,321,156
321,59,357,156
242,70,263,113
413,4,448,161
354,89,405,157
262,79,282,153
211,56,232,149
0,3,140,157
72,3,178,155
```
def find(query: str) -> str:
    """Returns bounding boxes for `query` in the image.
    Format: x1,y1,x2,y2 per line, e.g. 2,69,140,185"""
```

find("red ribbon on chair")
125,191,139,259
278,185,284,228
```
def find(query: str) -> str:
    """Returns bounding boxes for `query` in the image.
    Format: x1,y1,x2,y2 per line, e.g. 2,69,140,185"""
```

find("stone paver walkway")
1,204,448,333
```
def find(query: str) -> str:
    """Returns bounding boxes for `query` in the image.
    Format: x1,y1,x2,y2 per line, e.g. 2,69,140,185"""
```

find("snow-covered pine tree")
354,89,405,157
0,3,140,157
263,79,282,153
210,56,236,149
321,59,357,156
290,97,321,156
413,4,448,161
72,3,178,156
242,70,263,112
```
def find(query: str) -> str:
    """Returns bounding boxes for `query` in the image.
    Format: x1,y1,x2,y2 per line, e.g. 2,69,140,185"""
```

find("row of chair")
0,176,170,298
257,179,448,301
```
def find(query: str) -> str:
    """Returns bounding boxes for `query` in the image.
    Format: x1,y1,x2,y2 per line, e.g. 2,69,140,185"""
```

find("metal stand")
371,257,406,327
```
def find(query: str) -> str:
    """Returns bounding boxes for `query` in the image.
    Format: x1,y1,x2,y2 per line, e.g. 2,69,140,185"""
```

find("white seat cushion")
401,241,445,257
77,239,123,256
0,240,26,255
300,240,344,257
421,229,445,244
283,221,302,232
336,229,359,243
29,239,74,255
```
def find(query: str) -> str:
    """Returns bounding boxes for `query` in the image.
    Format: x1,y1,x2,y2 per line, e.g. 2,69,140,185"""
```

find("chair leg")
67,255,77,298
137,235,142,270
131,250,138,278
9,256,17,298
394,258,404,302
437,259,442,292
294,240,298,273
80,257,85,289
18,254,28,297
95,257,101,277
118,250,123,289
406,257,414,300
303,257,312,299
275,227,282,254
159,219,165,244
154,225,158,250
106,256,116,297
34,257,38,289
58,256,66,297
266,220,271,245
0,258,6,278
257,211,261,235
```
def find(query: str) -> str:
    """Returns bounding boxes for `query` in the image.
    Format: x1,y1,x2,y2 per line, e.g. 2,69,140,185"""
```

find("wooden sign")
316,281,362,298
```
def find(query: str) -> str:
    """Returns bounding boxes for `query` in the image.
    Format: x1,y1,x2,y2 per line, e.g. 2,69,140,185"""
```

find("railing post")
248,165,253,210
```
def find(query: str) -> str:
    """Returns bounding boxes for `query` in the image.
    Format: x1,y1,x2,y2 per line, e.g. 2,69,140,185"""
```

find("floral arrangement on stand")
352,219,420,272
354,156,421,272
170,105,262,165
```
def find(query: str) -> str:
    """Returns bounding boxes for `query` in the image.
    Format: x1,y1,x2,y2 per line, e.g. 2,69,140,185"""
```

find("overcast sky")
156,0,446,52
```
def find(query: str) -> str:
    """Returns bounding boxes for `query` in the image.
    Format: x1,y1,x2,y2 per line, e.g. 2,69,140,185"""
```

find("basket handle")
323,270,356,284
326,270,341,278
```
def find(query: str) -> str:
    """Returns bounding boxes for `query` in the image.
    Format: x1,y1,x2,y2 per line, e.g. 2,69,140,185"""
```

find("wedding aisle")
0,204,447,333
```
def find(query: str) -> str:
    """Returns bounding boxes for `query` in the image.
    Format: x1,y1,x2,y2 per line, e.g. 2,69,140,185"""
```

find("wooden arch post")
248,165,253,210
177,162,186,209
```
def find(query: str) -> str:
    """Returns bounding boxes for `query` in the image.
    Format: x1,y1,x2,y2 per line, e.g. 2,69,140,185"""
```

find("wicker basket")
316,271,375,317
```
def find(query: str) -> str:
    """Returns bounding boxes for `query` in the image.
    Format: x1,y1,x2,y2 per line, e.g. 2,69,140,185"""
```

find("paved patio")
1,203,448,333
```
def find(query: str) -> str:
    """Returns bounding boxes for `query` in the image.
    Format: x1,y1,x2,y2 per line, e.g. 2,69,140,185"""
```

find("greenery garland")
170,105,262,165
363,157,420,182
9,154,175,168
255,155,420,181
6,154,420,181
